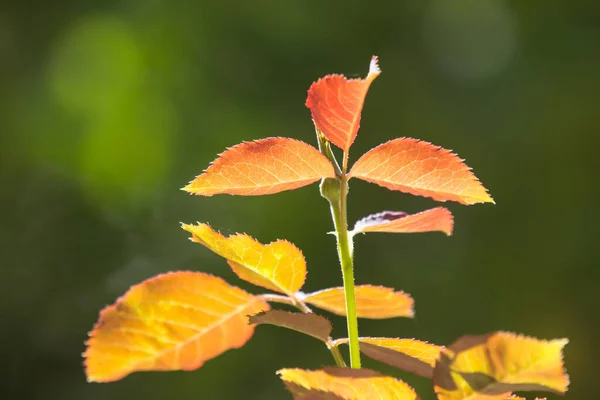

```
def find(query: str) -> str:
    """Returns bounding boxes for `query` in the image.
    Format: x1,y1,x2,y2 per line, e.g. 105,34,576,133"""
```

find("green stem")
328,176,361,368
328,343,347,368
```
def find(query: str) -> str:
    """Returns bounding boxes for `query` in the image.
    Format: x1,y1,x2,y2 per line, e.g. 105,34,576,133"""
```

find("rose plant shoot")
83,57,569,400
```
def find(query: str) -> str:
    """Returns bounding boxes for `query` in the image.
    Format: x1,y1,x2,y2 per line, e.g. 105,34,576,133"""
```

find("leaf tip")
181,183,193,193
181,179,215,196
466,183,495,205
247,310,266,325
444,209,455,236
368,55,381,80
180,222,196,235
475,191,495,205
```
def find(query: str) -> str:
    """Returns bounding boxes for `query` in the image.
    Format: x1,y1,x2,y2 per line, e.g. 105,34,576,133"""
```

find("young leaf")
278,367,418,400
353,207,454,236
182,137,336,196
306,56,381,152
433,332,569,400
84,271,269,383
334,337,443,378
301,285,414,319
349,138,494,205
182,223,306,297
249,310,332,343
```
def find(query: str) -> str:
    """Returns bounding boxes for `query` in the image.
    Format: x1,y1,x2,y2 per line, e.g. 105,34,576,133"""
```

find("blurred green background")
1,0,598,399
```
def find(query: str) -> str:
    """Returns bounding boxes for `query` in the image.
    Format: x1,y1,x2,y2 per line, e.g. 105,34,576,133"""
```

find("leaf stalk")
259,293,346,367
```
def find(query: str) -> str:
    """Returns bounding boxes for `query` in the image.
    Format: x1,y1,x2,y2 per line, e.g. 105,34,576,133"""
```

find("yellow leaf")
278,367,418,400
334,337,443,378
84,271,269,382
302,285,413,319
433,332,569,400
182,223,306,297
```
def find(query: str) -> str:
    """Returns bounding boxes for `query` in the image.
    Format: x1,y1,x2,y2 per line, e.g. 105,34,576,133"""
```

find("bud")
319,177,341,203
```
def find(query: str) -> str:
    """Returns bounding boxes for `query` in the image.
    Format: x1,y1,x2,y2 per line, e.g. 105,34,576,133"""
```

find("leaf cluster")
83,57,567,400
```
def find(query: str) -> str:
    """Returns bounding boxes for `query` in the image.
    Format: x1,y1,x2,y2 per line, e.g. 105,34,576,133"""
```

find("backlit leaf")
278,367,418,400
249,310,332,342
353,207,454,236
334,337,443,378
433,332,569,400
182,223,306,297
306,56,381,151
349,138,494,205
182,137,336,196
301,285,414,319
84,271,269,382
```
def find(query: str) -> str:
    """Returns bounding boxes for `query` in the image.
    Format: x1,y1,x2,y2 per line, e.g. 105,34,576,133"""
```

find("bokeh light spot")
49,14,143,114
77,96,175,209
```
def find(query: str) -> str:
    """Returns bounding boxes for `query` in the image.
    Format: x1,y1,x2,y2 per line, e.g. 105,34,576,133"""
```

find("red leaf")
84,272,269,382
306,56,381,152
353,207,454,235
183,137,336,196
349,138,494,205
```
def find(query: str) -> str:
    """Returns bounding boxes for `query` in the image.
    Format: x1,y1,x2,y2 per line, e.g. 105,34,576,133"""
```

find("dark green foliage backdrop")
1,0,598,399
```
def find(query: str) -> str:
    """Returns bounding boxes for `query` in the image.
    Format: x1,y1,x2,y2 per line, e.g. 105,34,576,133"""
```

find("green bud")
320,177,341,203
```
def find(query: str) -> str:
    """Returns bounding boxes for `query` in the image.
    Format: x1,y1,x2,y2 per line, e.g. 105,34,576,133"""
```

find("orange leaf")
301,285,414,319
182,137,336,196
433,332,569,400
349,138,494,205
278,367,418,400
84,271,269,382
249,310,332,342
306,56,381,152
182,223,306,297
353,207,454,236
334,337,443,378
